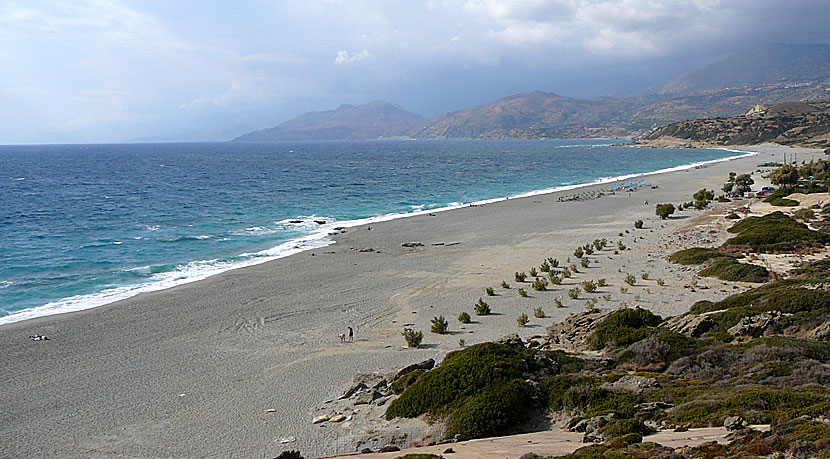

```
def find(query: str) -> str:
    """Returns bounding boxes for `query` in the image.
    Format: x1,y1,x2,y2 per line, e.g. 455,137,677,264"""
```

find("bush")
587,308,662,350
574,247,584,258
529,267,538,277
549,273,562,284
485,287,495,296
725,211,830,252
580,258,590,268
475,298,491,315
562,267,572,278
601,419,652,438
532,277,548,291
540,261,551,272
794,208,815,221
517,313,529,327
641,272,649,280
624,274,635,286
431,316,449,334
618,241,626,251
501,280,510,289
458,311,471,323
582,280,597,293
554,298,564,308
518,288,528,298
550,258,559,268
670,247,726,265
275,451,303,459
698,257,770,283
655,203,676,219
568,286,580,299
402,328,423,348
634,220,643,229
387,343,534,440
656,278,665,286
534,307,545,318
515,272,527,282
584,244,594,255
597,278,606,287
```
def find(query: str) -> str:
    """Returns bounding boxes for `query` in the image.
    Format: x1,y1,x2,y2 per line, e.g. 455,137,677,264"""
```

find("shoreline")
0,143,812,458
0,145,755,327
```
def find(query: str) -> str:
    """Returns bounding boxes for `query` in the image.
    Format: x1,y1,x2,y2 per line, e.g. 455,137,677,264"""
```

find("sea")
0,139,750,324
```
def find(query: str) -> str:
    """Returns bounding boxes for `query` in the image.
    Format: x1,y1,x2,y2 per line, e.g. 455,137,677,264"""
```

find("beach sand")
0,144,813,458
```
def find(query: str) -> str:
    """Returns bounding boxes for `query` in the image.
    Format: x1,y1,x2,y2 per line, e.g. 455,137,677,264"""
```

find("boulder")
546,309,615,352
354,390,380,405
378,445,400,453
807,321,830,341
392,358,435,382
602,375,660,395
341,373,388,399
723,416,747,431
727,311,790,338
312,414,330,424
496,333,525,346
329,414,347,423
662,314,716,338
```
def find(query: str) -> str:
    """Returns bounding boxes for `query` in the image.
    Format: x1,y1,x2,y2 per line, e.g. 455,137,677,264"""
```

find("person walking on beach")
348,327,353,342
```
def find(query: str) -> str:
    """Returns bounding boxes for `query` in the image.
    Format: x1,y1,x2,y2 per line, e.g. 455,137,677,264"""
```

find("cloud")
335,49,371,65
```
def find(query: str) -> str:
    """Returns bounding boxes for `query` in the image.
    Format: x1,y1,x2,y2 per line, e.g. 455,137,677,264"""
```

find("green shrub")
501,280,510,289
600,419,651,438
698,257,770,283
794,208,815,221
725,211,830,252
554,298,564,308
515,272,527,282
529,267,538,277
634,220,643,229
584,244,594,255
656,278,665,286
475,298,491,315
534,307,545,318
550,258,559,268
540,261,551,272
517,313,529,327
458,311,471,324
570,264,579,273
670,247,726,265
387,343,535,440
568,286,580,299
574,246,584,258
485,287,495,296
562,267,572,278
587,308,662,350
402,328,423,348
549,273,562,284
597,278,606,287
532,277,548,291
581,258,590,268
518,288,528,298
618,241,626,251
582,280,597,293
640,272,649,280
655,203,675,219
431,316,449,334
624,274,635,286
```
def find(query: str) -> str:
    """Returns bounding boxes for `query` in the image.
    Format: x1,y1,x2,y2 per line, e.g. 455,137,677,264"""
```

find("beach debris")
279,436,296,444
401,242,423,247
312,414,330,424
29,334,49,341
329,414,347,423
178,393,186,397
357,248,375,252
289,220,303,224
266,409,277,413
314,220,327,225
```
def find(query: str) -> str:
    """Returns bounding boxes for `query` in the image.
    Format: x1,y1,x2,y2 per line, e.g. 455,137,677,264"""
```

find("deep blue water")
0,140,742,323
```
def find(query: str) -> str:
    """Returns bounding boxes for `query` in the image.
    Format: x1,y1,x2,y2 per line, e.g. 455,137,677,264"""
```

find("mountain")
661,43,830,94
233,101,424,141
638,100,830,149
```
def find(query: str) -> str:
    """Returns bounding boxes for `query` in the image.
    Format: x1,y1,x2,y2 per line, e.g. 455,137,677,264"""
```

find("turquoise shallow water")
0,139,743,323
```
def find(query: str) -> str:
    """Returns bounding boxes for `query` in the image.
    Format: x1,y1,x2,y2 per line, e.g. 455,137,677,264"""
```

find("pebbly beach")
0,143,813,458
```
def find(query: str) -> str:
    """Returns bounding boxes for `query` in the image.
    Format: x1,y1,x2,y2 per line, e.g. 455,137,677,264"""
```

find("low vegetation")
698,257,770,283
475,298,491,315
431,316,448,334
402,328,423,348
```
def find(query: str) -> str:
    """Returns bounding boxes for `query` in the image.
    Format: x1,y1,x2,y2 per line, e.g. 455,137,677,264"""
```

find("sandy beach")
0,143,814,458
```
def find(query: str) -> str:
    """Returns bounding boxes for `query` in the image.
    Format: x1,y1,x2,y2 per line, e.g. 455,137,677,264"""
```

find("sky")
2,0,830,144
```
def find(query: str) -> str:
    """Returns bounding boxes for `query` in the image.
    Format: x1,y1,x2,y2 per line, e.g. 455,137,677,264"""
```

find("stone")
602,375,660,395
496,333,524,346
444,447,455,454
546,309,615,352
374,396,391,406
313,414,330,424
392,358,435,381
727,311,790,338
339,382,367,400
279,436,296,444
361,448,373,454
378,445,400,452
401,242,423,247
662,314,716,338
354,390,380,405
329,414,347,423
723,416,747,431
807,321,830,341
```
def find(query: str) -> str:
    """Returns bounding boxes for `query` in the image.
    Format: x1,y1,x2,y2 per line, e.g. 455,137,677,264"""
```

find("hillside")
233,101,424,141
638,100,830,149
407,82,830,140
661,43,830,94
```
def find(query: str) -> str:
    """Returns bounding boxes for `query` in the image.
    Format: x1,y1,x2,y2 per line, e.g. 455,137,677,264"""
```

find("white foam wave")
0,147,755,326
0,281,12,290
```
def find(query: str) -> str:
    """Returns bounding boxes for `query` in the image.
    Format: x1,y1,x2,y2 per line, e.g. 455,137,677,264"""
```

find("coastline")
0,145,754,326
0,143,812,457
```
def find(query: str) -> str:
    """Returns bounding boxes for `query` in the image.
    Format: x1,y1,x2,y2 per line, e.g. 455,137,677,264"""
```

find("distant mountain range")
234,43,830,142
232,101,423,141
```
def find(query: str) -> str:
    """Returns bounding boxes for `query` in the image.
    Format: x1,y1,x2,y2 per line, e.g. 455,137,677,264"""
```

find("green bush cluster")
725,211,830,252
698,257,770,283
669,247,727,265
587,308,662,350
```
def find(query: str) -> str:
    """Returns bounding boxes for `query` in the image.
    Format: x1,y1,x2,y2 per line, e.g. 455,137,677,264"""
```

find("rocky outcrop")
662,314,716,338
602,375,660,395
546,310,615,352
727,311,791,338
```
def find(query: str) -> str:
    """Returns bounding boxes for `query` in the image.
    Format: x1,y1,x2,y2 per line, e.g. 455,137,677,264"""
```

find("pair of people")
339,327,354,343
